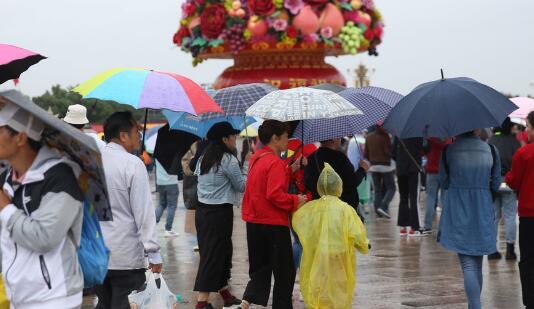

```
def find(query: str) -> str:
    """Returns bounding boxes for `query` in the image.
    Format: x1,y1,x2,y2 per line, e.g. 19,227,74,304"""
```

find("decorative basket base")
212,50,346,89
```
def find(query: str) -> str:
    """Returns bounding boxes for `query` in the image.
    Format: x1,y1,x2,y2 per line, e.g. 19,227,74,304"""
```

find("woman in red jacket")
506,111,534,309
238,120,308,309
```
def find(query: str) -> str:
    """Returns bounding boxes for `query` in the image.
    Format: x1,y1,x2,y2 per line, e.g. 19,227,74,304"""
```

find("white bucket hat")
0,100,45,141
63,104,89,125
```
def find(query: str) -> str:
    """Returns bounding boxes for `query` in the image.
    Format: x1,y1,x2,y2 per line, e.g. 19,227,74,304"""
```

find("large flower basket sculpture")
174,0,383,89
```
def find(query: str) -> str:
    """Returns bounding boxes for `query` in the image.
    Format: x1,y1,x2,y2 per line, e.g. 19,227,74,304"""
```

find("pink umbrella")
0,44,46,84
510,97,534,121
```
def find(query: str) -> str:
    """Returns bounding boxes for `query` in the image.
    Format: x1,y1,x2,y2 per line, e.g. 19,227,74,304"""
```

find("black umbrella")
0,44,46,84
153,124,200,174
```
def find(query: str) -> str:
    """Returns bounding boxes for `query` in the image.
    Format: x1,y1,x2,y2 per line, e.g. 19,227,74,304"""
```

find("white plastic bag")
129,272,178,309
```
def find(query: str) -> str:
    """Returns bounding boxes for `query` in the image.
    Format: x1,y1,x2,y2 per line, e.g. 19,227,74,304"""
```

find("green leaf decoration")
208,39,225,46
340,3,353,11
192,37,208,47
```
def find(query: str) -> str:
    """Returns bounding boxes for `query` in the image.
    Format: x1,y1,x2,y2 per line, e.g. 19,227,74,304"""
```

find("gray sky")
1,0,534,97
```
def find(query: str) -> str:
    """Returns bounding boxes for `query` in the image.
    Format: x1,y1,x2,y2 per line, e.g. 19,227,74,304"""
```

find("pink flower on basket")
284,0,305,15
362,0,374,9
320,26,333,39
273,19,288,31
303,33,320,42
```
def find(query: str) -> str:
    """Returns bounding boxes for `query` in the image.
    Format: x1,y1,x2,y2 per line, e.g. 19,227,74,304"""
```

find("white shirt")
100,142,161,270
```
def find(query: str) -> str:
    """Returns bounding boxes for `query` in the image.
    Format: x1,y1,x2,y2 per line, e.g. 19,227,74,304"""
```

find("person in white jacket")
0,102,84,309
95,111,162,309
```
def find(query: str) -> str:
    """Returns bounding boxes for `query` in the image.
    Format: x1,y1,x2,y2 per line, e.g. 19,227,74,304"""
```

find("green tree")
33,85,164,124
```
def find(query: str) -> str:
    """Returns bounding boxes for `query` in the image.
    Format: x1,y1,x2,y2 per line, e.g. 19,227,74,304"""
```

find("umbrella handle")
141,108,149,153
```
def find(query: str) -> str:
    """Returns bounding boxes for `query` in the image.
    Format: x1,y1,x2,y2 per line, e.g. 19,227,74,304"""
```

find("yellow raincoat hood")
293,163,369,309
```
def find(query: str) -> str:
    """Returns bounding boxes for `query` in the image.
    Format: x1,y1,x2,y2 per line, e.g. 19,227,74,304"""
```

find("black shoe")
488,251,502,260
376,208,391,219
421,228,432,235
506,243,518,260
223,297,242,309
198,304,215,309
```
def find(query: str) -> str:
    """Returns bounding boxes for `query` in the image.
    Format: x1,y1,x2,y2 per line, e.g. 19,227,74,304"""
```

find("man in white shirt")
95,111,162,309
155,159,180,237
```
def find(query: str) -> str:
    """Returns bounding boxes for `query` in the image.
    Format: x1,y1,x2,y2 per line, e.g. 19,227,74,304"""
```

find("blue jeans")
155,184,179,231
493,191,518,244
371,171,396,213
424,173,443,229
291,226,302,270
458,254,483,309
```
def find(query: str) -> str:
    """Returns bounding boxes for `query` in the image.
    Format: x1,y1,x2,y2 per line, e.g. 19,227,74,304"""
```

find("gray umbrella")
0,90,112,221
310,83,346,93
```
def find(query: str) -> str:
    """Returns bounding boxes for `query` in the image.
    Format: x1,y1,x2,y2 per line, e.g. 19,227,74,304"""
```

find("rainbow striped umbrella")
72,68,222,115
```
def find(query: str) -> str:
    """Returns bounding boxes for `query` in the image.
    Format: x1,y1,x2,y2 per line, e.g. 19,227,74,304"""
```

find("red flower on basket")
173,26,191,46
286,26,298,38
248,0,276,16
200,4,227,39
304,0,329,7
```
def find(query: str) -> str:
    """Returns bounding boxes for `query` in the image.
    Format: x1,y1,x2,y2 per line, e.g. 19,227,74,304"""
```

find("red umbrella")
0,44,46,84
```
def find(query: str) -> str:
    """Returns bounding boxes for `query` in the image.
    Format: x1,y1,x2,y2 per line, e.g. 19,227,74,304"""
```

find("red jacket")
242,146,299,226
505,143,534,217
424,138,452,174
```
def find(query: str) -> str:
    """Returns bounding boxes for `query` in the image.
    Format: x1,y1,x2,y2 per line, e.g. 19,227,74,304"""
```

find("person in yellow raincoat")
292,163,369,309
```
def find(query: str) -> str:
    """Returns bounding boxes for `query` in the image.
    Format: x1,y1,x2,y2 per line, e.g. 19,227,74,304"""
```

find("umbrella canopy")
72,68,222,114
162,110,256,139
310,83,346,93
153,124,200,174
144,124,163,154
0,44,46,84
383,77,518,138
293,87,403,143
202,83,277,120
510,97,534,120
246,87,362,121
0,90,112,221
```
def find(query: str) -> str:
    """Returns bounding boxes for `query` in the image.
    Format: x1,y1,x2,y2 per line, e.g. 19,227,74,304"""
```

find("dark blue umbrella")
202,83,277,120
292,87,403,143
383,76,518,138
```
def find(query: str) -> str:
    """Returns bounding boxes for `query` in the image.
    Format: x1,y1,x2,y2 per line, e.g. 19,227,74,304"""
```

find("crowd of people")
0,98,533,309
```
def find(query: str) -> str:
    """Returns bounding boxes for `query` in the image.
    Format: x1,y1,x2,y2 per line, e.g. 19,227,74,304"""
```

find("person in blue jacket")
437,129,501,309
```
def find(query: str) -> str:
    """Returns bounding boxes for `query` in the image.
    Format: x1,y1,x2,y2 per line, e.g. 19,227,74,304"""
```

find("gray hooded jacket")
0,146,84,309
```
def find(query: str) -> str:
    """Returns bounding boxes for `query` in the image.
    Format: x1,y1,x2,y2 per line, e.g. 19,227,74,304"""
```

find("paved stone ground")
84,179,523,308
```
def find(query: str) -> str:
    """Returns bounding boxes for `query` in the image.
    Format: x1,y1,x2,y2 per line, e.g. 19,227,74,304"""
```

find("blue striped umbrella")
292,87,403,143
202,83,277,120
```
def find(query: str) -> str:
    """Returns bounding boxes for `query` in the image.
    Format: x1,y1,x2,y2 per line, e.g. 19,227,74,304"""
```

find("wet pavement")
83,179,523,308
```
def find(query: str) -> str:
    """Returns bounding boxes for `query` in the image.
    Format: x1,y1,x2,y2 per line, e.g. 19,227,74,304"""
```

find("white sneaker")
164,230,179,237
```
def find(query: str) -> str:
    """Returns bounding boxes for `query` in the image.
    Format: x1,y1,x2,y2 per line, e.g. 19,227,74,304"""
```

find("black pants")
397,173,420,230
243,222,295,309
95,269,145,309
194,203,234,292
519,217,534,307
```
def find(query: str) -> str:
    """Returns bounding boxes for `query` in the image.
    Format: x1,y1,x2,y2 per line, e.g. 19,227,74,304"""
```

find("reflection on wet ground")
83,180,522,308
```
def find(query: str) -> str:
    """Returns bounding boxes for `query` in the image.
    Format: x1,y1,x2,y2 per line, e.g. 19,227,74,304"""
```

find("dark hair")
258,120,289,145
497,117,514,135
103,111,137,143
70,123,85,130
4,126,42,151
528,111,534,129
459,130,476,137
199,139,236,175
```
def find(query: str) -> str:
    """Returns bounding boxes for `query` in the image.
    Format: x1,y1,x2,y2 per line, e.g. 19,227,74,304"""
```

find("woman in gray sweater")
194,122,247,309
